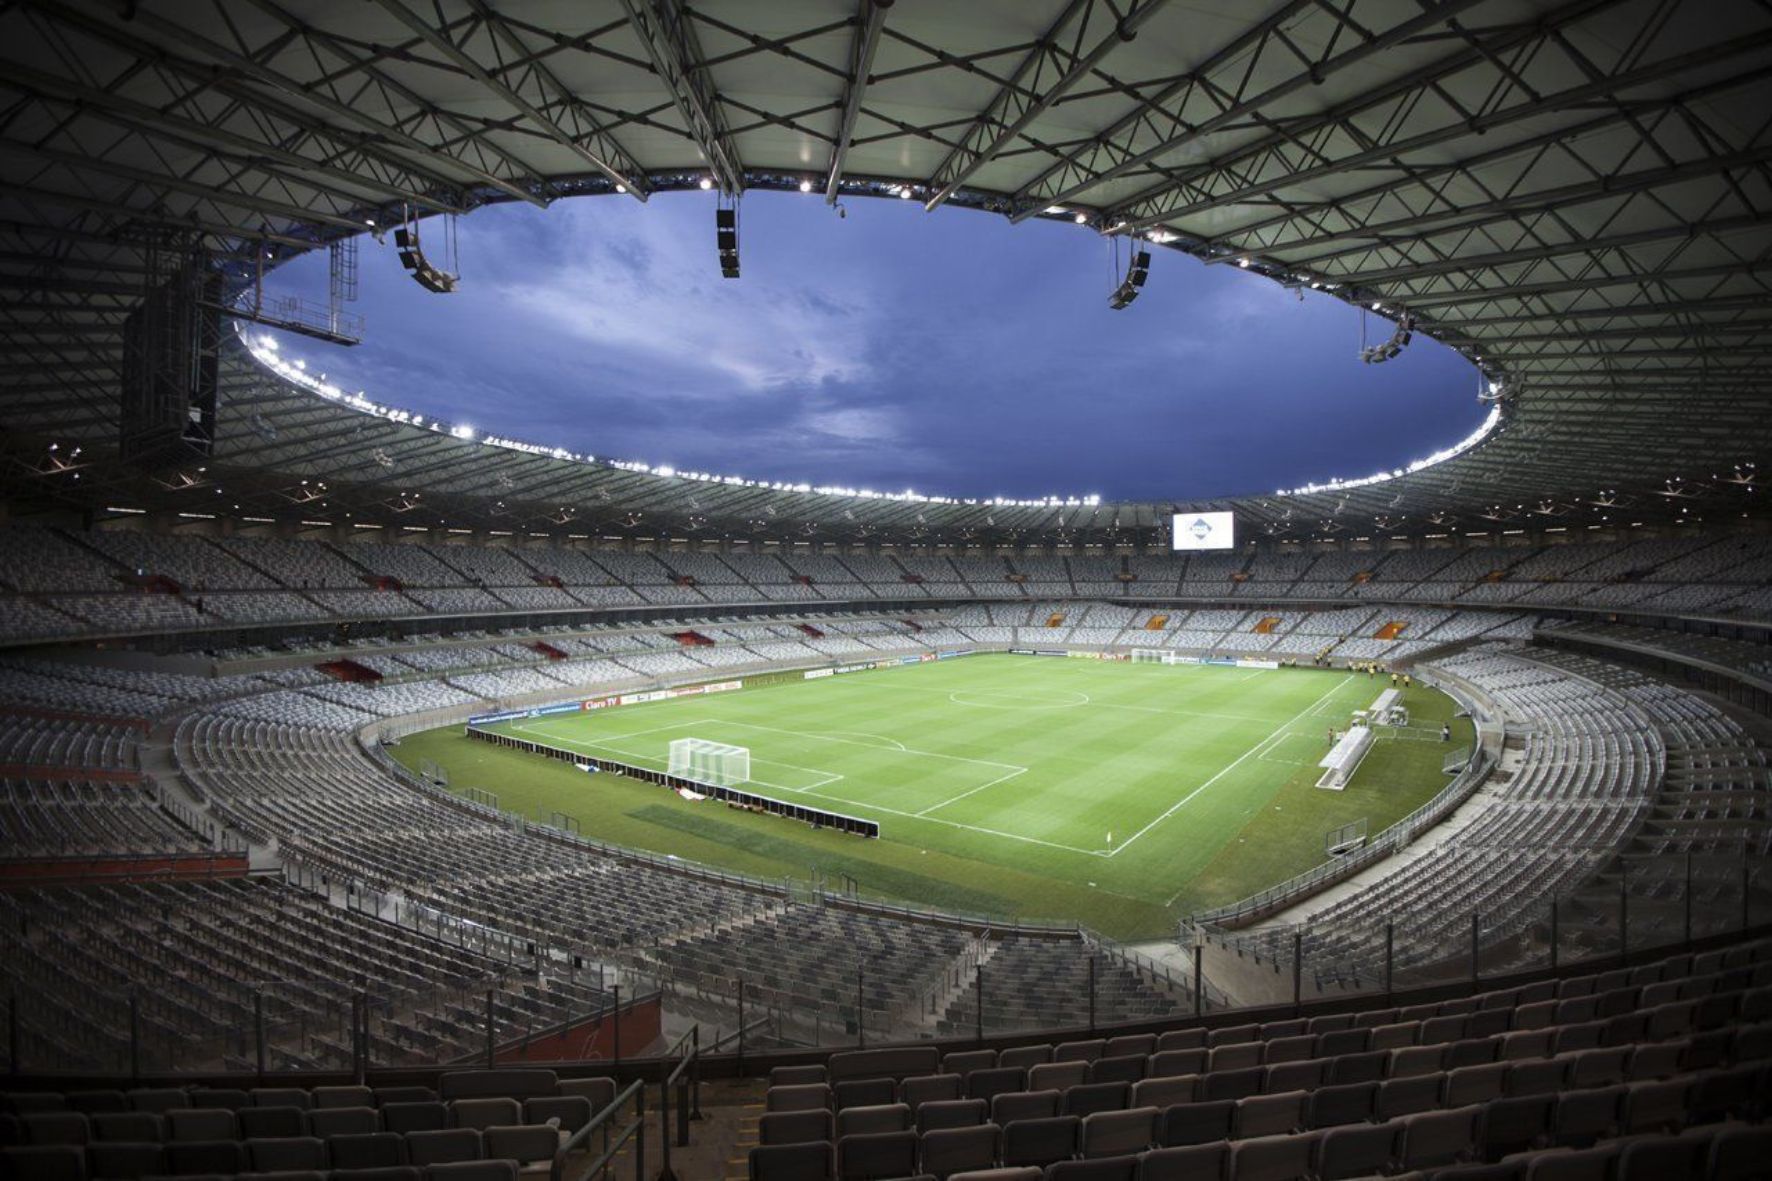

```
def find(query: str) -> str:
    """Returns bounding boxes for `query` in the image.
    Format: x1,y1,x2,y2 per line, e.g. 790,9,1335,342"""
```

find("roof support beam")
922,0,1171,212
824,0,890,204
619,0,744,195
1008,0,1491,222
1108,4,1760,234
25,0,546,210
376,0,651,199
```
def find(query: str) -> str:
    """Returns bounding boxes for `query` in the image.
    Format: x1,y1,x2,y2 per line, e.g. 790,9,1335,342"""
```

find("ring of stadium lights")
236,173,1511,514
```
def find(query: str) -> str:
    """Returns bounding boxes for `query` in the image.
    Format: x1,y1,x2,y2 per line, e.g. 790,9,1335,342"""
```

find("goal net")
667,737,751,787
1131,648,1178,665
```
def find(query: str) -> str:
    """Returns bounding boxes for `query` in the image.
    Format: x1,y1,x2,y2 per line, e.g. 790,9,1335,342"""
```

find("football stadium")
1,3,1771,1180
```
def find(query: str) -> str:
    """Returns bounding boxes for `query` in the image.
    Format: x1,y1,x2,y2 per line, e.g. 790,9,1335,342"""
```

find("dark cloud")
262,191,1486,501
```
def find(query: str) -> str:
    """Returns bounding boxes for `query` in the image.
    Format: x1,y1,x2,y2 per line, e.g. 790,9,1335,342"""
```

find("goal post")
667,737,751,787
1131,648,1177,665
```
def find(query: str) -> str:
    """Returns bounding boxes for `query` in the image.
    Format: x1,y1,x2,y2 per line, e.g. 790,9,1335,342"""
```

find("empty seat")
1314,1123,1399,1181
833,1081,895,1112
522,1097,592,1134
165,1111,236,1143
1443,1062,1508,1107
1551,1085,1624,1148
917,1101,987,1134
63,1095,124,1117
124,1092,185,1116
0,1146,85,1181
966,1070,1028,1105
246,1137,327,1172
422,1162,517,1181
384,1105,449,1135
1314,1030,1368,1059
328,1132,406,1170
404,1130,482,1167
1234,1092,1306,1140
89,1114,160,1145
448,1101,519,1132
835,1105,908,1138
1000,1046,1052,1070
1046,1157,1137,1180
759,1111,833,1147
376,1089,439,1107
768,1086,833,1114
1397,1105,1481,1171
337,1166,424,1181
1000,1116,1078,1168
1135,1142,1227,1181
1375,1076,1441,1121
1159,1100,1232,1147
1128,1077,1193,1111
238,1108,307,1140
1480,1095,1554,1159
919,1124,998,1180
1086,1057,1145,1086
1054,1041,1105,1064
1524,1144,1618,1181
310,1108,379,1138
1103,1036,1154,1060
1306,1083,1375,1130
314,1087,376,1110
1228,1131,1317,1181
1146,1051,1205,1080
1078,1107,1156,1159
747,1140,834,1181
85,1141,162,1181
252,1090,312,1111
163,1139,245,1176
834,1129,915,1180
1060,1084,1126,1118
1262,1061,1326,1095
1261,1037,1314,1066
1615,1134,1709,1181
1028,1064,1088,1094
1207,1045,1261,1073
1154,1030,1205,1052
944,1052,997,1078
1618,1079,1686,1137
991,1093,1058,1127
21,1116,86,1147
1200,1069,1263,1104
481,1125,558,1167
901,1076,962,1112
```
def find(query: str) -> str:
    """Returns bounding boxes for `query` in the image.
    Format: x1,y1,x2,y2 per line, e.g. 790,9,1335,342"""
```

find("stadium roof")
1,0,1769,546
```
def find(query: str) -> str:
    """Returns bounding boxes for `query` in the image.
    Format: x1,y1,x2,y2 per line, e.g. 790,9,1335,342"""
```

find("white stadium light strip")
242,325,1101,510
1273,404,1503,497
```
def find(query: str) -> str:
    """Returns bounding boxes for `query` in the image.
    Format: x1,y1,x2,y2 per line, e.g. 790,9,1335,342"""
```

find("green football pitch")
393,653,1470,940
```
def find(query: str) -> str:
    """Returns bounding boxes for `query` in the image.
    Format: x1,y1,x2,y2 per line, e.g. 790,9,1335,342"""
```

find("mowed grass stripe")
403,654,1468,937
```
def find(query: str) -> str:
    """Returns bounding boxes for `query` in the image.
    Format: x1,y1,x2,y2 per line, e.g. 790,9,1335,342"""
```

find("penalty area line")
1105,675,1352,859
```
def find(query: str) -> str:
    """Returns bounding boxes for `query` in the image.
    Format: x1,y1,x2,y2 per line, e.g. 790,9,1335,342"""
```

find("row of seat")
746,1120,1772,1180
1,1096,597,1147
0,1146,518,1181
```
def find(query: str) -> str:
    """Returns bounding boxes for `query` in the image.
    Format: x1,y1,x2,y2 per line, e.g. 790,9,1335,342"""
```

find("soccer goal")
1131,648,1180,665
667,737,751,787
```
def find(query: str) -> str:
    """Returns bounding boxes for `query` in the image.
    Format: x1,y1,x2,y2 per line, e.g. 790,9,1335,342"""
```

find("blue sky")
262,190,1486,502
